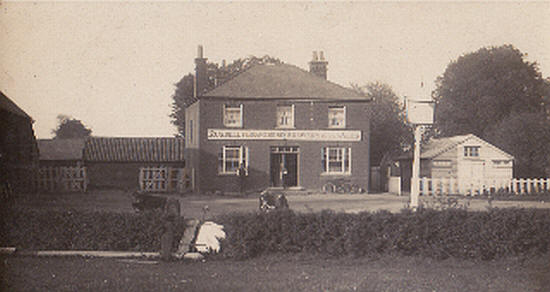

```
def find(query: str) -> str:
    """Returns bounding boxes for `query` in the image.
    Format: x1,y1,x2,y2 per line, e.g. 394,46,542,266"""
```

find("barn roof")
420,134,474,159
202,63,367,100
0,91,32,120
83,137,185,162
399,134,514,160
38,138,86,161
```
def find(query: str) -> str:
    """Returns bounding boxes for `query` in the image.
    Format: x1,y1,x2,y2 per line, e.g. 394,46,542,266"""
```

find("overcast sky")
1,1,549,139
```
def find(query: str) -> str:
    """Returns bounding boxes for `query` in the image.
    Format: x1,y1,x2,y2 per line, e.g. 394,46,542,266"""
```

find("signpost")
405,98,434,210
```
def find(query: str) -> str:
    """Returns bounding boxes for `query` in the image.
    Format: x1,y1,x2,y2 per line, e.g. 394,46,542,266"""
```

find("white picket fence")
38,166,88,192
417,177,550,196
139,167,194,193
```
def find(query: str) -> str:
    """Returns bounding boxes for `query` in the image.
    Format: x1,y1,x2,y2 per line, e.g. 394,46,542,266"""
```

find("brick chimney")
309,50,328,80
194,45,208,98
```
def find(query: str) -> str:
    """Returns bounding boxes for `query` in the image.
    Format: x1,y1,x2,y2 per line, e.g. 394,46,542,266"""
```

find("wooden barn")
83,137,185,190
37,138,86,167
0,91,39,193
399,134,514,193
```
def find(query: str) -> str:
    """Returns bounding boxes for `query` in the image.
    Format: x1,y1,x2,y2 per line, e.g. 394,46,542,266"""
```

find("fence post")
191,168,195,191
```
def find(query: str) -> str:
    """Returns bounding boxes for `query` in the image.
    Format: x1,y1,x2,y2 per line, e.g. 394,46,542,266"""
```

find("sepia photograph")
1,1,549,291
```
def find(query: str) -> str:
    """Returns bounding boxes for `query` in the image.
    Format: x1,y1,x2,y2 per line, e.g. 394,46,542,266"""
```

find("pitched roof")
203,63,366,100
38,138,86,161
83,137,185,162
399,134,514,160
0,91,32,120
420,134,474,159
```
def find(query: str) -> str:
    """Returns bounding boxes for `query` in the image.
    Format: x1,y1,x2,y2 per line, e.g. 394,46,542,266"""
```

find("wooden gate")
38,167,88,192
139,167,194,193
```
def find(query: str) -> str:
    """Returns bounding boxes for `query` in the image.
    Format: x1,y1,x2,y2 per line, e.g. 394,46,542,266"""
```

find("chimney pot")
309,50,328,80
194,45,208,98
197,45,204,59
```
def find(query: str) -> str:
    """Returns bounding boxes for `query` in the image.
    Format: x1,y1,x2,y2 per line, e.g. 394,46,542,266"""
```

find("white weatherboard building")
399,134,514,194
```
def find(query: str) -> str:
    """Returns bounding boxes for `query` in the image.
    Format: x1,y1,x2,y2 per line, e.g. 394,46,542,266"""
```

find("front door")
270,146,298,188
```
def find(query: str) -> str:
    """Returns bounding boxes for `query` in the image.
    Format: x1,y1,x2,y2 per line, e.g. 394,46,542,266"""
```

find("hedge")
0,206,186,252
2,206,549,261
217,208,550,260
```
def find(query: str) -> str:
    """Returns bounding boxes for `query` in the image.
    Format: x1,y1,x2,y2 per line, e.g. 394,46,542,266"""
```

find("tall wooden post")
410,125,422,210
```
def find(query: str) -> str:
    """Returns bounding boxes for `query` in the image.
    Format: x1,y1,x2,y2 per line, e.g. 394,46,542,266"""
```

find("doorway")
270,146,299,188
458,160,485,193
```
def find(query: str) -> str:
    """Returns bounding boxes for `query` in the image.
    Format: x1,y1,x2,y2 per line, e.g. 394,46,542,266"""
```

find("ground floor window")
219,145,248,175
322,147,351,174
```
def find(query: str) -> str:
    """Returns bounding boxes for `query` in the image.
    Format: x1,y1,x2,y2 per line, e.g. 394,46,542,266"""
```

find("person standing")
237,163,248,195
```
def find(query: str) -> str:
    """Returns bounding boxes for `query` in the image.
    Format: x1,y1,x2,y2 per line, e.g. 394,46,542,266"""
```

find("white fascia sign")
207,129,362,142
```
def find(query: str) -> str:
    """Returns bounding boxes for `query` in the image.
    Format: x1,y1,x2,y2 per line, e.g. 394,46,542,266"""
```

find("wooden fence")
139,167,194,193
417,177,550,196
38,167,88,192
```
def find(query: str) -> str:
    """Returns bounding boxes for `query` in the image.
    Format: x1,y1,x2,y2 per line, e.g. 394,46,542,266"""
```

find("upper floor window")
464,146,480,157
224,104,243,128
328,106,346,128
276,105,295,128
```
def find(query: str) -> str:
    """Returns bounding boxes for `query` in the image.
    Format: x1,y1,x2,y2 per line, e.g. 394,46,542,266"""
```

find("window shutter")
322,147,327,172
245,146,249,169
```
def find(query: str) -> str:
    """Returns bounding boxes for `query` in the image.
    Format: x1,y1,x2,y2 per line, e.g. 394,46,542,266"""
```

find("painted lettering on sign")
207,129,361,141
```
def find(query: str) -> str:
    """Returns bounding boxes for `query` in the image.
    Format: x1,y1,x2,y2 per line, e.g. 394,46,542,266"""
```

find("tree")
170,74,194,137
51,115,92,139
170,55,281,137
484,112,550,178
353,82,412,166
434,45,548,137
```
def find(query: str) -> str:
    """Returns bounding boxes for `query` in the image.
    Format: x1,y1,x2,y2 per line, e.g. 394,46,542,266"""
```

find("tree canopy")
434,45,548,137
170,55,281,137
51,115,92,139
484,112,550,178
433,45,550,177
353,82,412,166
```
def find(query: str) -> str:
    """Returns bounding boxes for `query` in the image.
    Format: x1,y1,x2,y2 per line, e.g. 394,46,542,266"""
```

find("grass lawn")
2,254,549,292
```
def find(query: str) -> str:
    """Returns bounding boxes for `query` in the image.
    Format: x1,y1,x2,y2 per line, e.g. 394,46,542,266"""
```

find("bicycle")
322,178,364,194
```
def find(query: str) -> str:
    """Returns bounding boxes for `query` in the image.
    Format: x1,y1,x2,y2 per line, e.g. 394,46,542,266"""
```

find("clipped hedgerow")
0,206,186,251
216,208,550,260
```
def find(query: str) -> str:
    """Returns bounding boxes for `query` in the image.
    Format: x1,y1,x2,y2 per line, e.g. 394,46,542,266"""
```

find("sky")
1,1,549,139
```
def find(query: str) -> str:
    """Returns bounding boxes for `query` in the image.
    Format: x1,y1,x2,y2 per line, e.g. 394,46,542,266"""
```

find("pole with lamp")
405,97,435,210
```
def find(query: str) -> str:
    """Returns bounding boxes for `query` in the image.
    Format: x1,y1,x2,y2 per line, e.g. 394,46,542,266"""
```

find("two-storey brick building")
185,48,371,193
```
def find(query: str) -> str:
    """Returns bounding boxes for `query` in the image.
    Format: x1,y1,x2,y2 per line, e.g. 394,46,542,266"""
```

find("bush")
0,206,186,251
479,190,550,202
216,208,550,260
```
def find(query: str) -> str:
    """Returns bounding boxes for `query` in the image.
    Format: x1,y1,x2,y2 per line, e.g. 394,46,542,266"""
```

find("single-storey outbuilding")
37,138,86,167
399,134,514,193
83,137,185,190
36,137,186,191
0,91,39,193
